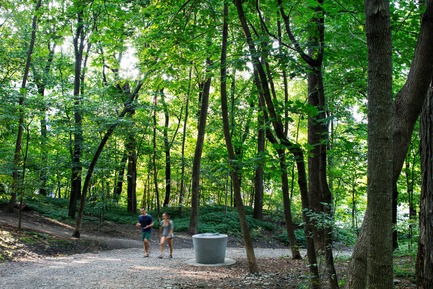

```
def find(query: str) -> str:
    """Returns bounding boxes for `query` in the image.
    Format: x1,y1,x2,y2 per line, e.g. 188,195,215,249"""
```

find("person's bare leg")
168,238,173,257
159,237,165,258
144,239,149,256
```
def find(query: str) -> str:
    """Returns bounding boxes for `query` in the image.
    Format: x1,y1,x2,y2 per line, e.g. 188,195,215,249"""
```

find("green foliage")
0,0,425,270
169,206,277,237
25,196,137,225
26,196,70,221
277,229,306,247
333,226,357,246
393,249,417,282
17,196,404,251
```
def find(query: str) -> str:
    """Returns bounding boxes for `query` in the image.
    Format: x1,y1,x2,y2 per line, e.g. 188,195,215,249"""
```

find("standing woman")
159,212,174,258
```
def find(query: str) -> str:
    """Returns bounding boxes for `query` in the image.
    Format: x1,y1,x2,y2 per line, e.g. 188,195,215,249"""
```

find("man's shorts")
142,231,151,240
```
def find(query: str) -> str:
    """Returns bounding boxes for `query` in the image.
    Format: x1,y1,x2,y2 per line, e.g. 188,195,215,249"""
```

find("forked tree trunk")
72,82,143,238
391,0,433,248
235,0,319,283
347,1,433,286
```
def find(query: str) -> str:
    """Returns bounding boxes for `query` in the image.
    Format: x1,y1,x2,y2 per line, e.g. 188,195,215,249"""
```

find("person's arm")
144,221,154,230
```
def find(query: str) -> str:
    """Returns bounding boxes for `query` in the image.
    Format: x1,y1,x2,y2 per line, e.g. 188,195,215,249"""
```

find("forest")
1,0,433,288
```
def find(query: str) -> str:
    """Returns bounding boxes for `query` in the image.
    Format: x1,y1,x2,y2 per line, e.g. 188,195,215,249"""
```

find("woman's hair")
162,212,170,219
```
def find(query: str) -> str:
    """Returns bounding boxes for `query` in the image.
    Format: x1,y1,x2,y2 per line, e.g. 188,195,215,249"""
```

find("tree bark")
220,3,258,273
276,1,338,285
188,59,212,235
72,82,142,237
365,0,394,285
113,149,128,202
277,147,302,260
347,1,433,286
257,78,301,259
347,1,394,287
69,8,86,218
152,93,161,217
33,43,56,196
161,90,171,207
391,0,433,249
126,124,137,214
417,81,433,289
253,113,264,220
179,68,192,215
234,0,319,284
8,0,42,213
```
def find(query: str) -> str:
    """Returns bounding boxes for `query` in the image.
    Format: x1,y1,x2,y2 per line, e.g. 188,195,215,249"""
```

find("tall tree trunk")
34,43,56,196
161,90,171,207
262,99,301,259
253,113,264,220
417,81,433,289
18,122,32,228
8,0,42,213
69,8,86,218
347,1,433,286
309,69,339,288
277,147,302,260
220,3,258,273
188,59,212,235
113,149,128,203
73,82,142,237
275,1,338,285
405,145,417,250
126,126,137,214
235,0,319,284
39,115,48,196
391,0,433,249
179,68,192,215
152,93,161,217
365,1,394,287
365,0,394,286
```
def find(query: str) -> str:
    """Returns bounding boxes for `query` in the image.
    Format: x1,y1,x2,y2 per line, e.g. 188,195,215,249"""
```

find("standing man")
136,207,154,257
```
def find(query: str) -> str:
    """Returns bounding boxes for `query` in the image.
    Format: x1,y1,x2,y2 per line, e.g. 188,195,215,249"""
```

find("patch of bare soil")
173,257,313,289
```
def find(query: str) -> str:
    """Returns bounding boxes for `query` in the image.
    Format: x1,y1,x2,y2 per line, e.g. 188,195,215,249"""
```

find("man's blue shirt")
138,214,153,232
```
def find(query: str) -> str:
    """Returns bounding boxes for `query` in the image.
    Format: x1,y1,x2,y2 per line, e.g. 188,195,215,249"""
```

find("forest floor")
0,207,416,288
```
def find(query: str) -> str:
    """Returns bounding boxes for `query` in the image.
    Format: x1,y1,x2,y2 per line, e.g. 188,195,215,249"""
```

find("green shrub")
277,228,306,247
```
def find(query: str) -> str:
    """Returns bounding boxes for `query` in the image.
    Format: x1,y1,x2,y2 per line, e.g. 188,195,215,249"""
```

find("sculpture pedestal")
192,233,228,264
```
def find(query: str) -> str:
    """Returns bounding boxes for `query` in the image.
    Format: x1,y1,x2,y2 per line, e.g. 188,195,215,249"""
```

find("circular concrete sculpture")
192,233,228,264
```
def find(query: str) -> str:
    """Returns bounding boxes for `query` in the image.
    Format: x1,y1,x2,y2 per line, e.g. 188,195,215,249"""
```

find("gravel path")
0,247,295,289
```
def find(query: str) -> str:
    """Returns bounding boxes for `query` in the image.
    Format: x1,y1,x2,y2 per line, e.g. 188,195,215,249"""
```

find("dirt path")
0,247,299,289
0,209,356,288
